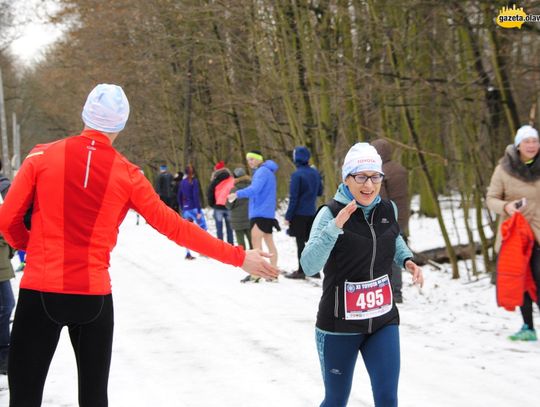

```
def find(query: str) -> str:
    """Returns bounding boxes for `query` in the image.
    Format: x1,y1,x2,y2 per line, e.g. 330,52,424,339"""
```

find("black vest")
316,199,400,334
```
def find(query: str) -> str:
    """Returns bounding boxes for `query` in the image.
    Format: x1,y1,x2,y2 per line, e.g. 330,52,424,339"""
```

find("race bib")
344,275,393,320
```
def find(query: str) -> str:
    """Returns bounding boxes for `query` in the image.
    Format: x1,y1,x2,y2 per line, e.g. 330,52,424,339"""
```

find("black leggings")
8,289,114,407
521,244,540,329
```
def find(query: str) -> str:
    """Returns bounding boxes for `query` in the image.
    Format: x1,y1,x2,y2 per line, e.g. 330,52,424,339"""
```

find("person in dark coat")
371,138,410,303
284,147,323,280
0,160,14,375
155,164,175,209
226,167,252,250
171,170,184,214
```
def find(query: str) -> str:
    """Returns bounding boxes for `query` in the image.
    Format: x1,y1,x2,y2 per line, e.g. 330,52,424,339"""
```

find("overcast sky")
8,0,64,65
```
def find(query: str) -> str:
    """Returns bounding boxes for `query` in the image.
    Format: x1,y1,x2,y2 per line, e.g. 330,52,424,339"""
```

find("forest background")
1,0,540,279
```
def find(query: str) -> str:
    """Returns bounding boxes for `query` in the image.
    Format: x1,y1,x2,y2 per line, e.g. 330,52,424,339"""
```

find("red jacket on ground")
0,130,245,295
496,212,537,311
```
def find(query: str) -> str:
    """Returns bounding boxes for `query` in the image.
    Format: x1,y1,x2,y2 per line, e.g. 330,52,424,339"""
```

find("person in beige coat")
486,125,540,341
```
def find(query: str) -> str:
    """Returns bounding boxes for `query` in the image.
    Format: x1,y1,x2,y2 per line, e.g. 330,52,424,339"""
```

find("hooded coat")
285,147,323,221
236,160,279,219
371,139,410,236
486,144,540,251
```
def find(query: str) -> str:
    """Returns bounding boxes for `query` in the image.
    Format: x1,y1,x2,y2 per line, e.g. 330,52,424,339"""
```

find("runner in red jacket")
0,84,278,406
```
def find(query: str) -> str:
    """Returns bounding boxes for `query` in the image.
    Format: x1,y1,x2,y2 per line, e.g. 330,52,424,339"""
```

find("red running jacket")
0,130,245,295
496,212,537,311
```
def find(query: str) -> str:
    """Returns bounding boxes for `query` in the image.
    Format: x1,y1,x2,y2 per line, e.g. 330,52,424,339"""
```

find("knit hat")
342,142,383,181
214,161,225,171
81,84,130,133
233,167,246,178
514,125,539,147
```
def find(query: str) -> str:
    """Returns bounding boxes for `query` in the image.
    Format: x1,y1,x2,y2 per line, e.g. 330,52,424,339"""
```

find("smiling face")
518,137,540,162
344,171,382,206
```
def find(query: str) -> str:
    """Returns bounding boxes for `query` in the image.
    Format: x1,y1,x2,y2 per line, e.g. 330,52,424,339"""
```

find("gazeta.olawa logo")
496,4,540,29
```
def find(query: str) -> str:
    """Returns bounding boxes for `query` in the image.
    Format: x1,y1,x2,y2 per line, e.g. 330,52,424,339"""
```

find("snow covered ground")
0,206,538,406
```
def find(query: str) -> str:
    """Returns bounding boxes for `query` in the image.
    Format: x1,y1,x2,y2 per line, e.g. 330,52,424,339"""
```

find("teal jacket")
300,183,413,276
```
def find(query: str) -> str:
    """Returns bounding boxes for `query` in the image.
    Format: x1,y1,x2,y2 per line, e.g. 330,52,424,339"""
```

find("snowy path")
0,210,539,406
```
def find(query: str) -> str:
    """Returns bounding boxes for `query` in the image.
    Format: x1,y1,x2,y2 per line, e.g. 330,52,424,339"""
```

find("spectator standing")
171,170,184,214
207,161,235,244
0,163,14,375
486,125,540,341
226,167,252,250
229,150,280,282
371,138,410,303
178,165,208,260
284,146,323,280
155,164,174,209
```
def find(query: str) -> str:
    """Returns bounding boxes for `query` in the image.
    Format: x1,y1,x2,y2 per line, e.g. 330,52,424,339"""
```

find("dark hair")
0,160,2,172
185,164,195,182
248,150,262,156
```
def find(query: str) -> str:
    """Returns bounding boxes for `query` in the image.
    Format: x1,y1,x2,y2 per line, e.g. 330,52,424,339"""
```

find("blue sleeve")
300,207,343,276
193,180,202,212
394,235,413,267
236,168,267,199
390,201,413,267
177,181,183,207
285,173,300,221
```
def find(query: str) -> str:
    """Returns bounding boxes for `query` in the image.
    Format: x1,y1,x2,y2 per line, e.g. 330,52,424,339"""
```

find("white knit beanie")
341,142,383,181
514,125,539,147
82,84,130,133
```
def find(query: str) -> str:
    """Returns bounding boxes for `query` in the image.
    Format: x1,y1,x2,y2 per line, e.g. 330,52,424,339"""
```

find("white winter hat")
82,84,130,133
342,142,383,181
514,125,539,147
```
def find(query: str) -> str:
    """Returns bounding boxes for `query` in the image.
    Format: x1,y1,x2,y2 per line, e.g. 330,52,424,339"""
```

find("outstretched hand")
241,249,279,280
405,259,424,287
335,200,357,229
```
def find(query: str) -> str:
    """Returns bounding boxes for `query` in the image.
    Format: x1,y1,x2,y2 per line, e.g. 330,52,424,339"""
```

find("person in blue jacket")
284,146,323,280
229,150,279,282
178,164,208,260
301,142,423,407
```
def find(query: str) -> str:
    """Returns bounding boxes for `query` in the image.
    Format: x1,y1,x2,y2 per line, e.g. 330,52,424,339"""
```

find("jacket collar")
80,129,113,146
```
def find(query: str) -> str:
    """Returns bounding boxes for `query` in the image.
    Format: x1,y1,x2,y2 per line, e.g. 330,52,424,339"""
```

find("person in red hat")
207,161,235,243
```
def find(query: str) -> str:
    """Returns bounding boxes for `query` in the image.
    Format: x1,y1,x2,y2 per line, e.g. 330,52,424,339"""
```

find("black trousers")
521,243,540,329
8,289,114,407
289,215,315,274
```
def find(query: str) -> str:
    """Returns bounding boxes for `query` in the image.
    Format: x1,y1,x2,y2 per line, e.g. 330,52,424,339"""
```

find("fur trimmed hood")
500,144,540,182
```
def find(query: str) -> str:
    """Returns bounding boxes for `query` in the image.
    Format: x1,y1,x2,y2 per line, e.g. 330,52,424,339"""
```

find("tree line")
1,0,540,278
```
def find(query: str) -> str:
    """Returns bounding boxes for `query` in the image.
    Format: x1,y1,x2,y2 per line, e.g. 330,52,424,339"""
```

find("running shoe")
284,271,305,280
185,253,196,260
240,275,260,283
508,324,537,341
15,262,26,272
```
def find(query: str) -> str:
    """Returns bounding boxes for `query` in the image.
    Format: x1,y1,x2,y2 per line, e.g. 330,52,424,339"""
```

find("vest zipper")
334,285,339,318
83,140,96,189
367,207,377,334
